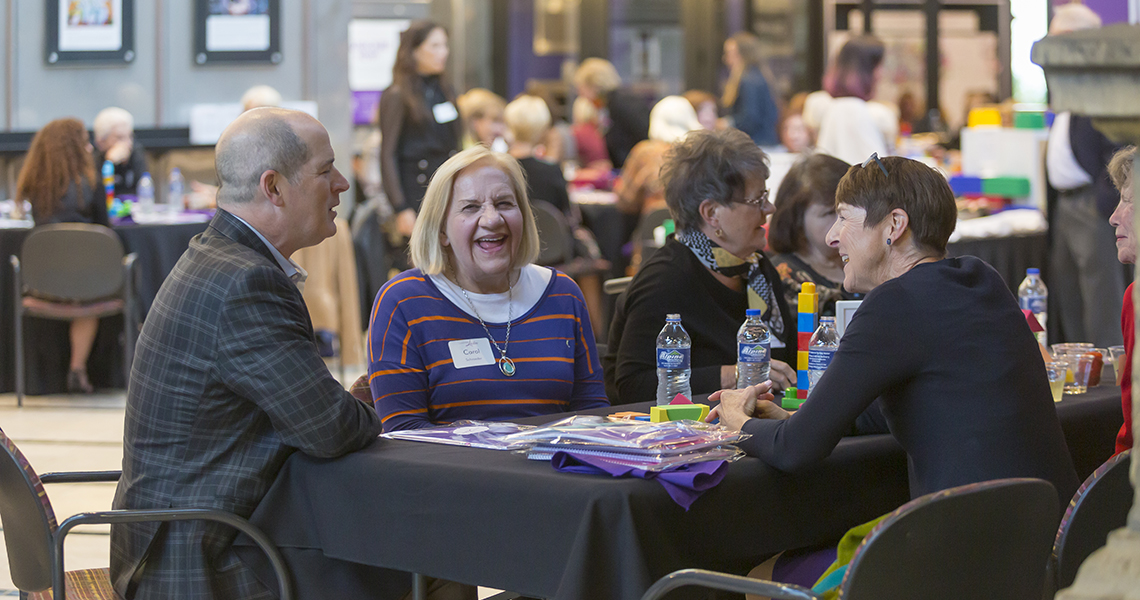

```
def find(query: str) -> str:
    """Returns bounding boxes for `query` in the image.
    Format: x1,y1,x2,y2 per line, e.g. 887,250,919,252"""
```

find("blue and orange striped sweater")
368,268,608,430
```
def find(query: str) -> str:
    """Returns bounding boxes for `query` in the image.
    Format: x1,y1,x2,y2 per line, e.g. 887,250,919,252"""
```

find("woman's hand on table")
707,381,780,431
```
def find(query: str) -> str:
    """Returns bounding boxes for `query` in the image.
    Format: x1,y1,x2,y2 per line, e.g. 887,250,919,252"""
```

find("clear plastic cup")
1109,345,1126,383
1067,353,1099,395
1045,361,1066,403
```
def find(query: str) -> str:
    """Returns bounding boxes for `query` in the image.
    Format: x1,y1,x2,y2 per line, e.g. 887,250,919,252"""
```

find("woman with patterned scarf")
603,129,796,405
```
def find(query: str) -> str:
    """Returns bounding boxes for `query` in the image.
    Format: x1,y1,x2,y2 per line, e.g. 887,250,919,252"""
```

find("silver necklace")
456,273,516,377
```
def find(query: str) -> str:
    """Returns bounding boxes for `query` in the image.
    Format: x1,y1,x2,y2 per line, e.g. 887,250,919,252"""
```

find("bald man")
110,108,383,599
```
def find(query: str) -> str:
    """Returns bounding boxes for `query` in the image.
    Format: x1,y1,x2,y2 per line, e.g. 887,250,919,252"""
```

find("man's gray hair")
93,107,133,141
215,112,310,205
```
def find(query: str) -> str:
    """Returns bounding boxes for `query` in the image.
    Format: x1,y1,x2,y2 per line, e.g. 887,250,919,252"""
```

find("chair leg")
15,309,23,408
412,573,428,600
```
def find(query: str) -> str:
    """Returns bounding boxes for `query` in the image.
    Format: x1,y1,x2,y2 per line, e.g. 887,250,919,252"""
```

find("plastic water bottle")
1018,268,1048,345
136,172,154,217
736,308,770,388
655,314,691,405
807,317,840,396
168,167,185,211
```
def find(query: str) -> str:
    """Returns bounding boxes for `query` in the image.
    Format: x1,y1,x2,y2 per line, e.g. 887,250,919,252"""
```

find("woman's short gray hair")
660,129,770,232
409,146,540,275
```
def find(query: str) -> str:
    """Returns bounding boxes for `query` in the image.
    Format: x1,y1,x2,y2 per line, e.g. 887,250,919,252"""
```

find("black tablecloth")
240,386,1121,600
0,221,208,393
947,232,1047,295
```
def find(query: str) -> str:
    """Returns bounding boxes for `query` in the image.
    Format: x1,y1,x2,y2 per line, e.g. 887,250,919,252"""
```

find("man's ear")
260,170,285,207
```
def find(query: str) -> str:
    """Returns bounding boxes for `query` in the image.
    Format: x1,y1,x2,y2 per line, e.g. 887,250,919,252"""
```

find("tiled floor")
0,380,503,599
0,391,126,595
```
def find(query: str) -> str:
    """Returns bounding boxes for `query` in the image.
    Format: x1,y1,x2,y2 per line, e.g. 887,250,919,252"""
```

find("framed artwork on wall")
46,0,135,64
194,0,281,65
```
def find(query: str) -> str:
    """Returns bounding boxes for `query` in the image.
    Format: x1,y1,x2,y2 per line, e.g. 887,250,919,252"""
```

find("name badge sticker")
432,101,459,123
449,338,495,369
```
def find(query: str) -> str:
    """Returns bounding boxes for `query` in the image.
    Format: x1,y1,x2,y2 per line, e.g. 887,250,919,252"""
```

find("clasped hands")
706,380,790,431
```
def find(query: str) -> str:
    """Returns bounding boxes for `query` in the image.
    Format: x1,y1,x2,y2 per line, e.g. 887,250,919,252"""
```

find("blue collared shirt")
229,212,308,289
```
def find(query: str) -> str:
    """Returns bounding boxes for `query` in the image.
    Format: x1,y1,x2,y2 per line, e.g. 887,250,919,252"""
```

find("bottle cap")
820,316,835,323
1027,267,1040,275
745,309,763,317
666,314,680,321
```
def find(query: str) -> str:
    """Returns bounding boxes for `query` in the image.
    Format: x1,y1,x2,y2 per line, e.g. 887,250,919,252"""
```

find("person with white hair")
240,84,283,112
504,94,572,216
1045,2,1127,348
93,106,149,196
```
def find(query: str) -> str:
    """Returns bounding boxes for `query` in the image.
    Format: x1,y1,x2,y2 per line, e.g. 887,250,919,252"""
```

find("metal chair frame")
0,433,293,600
641,478,1059,600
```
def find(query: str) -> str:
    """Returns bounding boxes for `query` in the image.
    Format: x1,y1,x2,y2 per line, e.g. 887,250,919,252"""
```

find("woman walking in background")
722,32,780,146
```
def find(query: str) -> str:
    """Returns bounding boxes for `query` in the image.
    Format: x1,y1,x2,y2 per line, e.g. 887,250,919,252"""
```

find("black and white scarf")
676,228,784,339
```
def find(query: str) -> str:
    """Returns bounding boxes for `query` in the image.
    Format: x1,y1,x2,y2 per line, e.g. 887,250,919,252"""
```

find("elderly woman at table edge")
605,129,797,404
711,155,1080,510
16,117,110,394
368,145,608,430
1107,145,1137,456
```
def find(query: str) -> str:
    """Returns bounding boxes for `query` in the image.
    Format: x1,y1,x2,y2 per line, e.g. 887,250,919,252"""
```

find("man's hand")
105,139,132,164
395,208,417,238
720,364,737,389
706,381,775,431
769,359,795,392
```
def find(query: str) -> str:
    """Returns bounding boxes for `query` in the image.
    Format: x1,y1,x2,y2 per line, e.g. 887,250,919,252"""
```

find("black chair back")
20,223,125,302
0,430,56,592
1053,450,1132,590
532,200,574,266
841,478,1058,600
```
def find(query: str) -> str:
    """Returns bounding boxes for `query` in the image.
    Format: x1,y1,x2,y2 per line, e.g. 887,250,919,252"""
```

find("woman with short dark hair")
605,129,797,404
768,153,858,315
713,155,1080,510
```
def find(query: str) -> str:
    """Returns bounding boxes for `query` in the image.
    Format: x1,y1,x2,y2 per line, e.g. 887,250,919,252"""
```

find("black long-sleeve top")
33,179,109,227
93,144,150,197
604,237,794,404
378,75,461,212
738,256,1079,509
603,88,650,170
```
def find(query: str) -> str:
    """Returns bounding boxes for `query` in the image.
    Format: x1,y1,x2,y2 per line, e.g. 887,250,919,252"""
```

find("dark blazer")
110,209,383,599
604,88,651,170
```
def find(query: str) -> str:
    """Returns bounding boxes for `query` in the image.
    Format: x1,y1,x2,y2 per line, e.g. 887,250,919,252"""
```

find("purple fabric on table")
550,451,729,510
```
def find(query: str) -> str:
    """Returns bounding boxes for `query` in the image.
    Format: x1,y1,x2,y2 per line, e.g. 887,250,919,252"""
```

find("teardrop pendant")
499,356,516,377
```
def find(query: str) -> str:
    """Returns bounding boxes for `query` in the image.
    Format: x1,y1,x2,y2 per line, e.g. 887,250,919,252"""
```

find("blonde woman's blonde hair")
457,88,507,124
409,145,540,275
1108,145,1137,193
504,95,552,145
574,58,622,95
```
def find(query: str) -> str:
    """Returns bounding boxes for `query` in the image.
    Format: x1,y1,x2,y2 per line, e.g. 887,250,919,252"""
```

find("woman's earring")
715,228,725,239
886,238,892,246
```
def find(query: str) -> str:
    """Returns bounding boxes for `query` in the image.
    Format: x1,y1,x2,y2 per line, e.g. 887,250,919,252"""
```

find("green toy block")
981,177,1030,198
782,388,805,411
650,404,710,422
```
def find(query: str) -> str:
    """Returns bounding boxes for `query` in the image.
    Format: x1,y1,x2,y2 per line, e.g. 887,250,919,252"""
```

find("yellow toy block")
797,350,810,370
649,404,710,422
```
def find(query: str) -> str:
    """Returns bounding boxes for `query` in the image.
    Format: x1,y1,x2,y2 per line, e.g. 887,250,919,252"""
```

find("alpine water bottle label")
657,348,690,370
808,349,834,370
1019,297,1046,314
738,343,770,364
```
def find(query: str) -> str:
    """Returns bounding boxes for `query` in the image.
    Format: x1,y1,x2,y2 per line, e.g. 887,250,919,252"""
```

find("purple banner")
353,90,382,126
